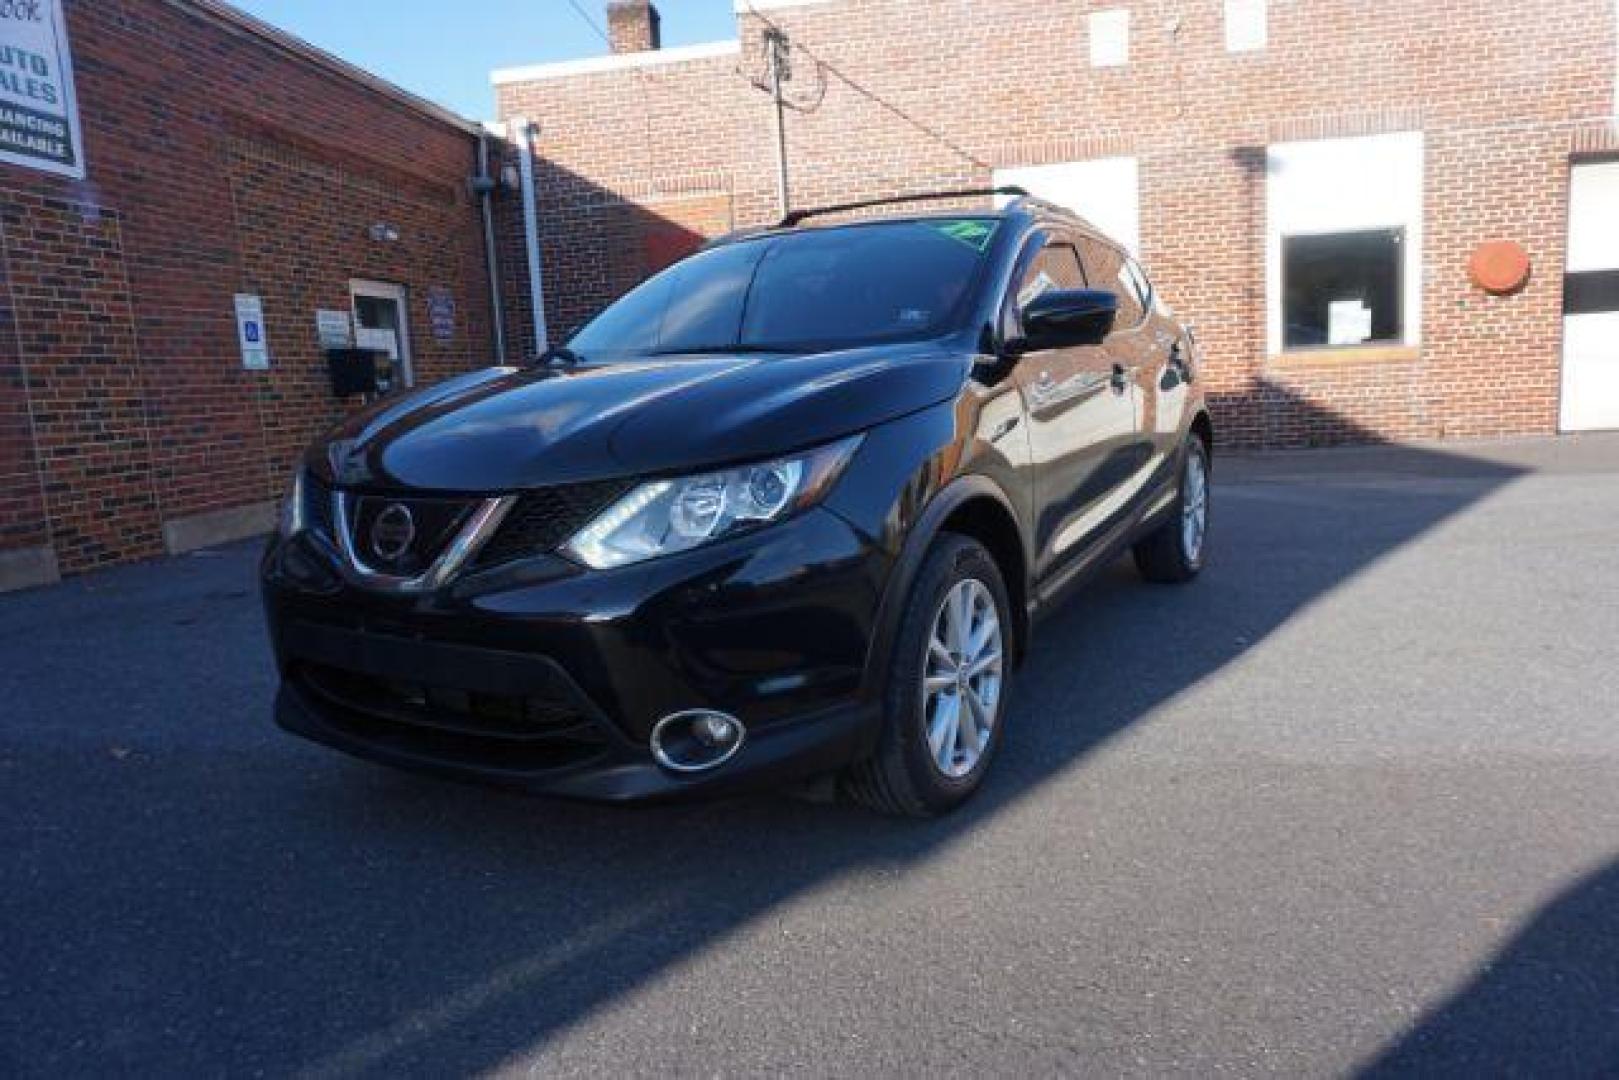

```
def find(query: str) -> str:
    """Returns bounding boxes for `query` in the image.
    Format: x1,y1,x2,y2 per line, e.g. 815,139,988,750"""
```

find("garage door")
1561,161,1619,431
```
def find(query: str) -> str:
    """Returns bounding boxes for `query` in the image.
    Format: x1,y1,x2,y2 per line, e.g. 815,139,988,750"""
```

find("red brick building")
1,0,510,590
6,0,1619,589
494,0,1619,450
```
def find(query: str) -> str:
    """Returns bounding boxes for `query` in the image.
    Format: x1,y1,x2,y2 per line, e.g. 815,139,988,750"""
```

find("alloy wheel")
921,578,1004,779
1182,449,1208,563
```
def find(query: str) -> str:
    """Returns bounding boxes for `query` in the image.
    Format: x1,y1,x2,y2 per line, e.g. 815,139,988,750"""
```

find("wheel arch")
1190,409,1214,464
862,475,1031,714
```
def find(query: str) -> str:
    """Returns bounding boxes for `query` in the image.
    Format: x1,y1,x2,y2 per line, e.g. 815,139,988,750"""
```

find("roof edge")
168,0,483,136
491,40,741,85
732,0,836,13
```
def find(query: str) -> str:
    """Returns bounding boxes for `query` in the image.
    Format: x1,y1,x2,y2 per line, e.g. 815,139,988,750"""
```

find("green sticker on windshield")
931,219,998,252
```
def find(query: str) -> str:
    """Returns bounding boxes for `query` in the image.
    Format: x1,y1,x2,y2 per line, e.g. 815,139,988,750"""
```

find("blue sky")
226,1,741,119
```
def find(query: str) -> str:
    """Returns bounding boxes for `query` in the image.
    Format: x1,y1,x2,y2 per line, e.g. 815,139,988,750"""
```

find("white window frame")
1265,132,1425,355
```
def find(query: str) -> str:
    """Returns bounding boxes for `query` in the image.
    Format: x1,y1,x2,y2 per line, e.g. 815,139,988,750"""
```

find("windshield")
568,217,1000,358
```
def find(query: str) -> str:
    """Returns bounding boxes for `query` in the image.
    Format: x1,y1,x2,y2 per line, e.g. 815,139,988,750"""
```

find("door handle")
1110,363,1134,392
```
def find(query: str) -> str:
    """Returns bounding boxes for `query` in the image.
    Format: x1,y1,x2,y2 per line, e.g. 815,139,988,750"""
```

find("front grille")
473,479,635,569
346,493,477,577
294,661,611,772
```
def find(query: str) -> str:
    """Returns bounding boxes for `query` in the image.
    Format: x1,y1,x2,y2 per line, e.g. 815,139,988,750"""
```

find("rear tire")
1133,435,1210,584
842,535,1012,818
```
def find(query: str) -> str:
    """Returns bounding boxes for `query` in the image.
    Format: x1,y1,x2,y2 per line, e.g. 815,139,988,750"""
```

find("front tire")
842,535,1012,817
1133,434,1210,584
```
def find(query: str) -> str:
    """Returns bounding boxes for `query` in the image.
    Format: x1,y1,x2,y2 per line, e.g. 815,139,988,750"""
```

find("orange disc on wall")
1468,241,1531,295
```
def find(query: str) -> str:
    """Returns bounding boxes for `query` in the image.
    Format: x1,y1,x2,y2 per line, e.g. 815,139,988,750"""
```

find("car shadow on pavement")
0,394,1556,1076
1361,856,1619,1076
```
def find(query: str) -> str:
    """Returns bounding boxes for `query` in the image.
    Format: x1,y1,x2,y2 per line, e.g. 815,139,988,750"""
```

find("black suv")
262,190,1211,816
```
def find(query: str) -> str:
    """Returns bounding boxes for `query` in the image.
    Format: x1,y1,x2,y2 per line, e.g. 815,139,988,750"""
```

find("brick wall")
496,0,1617,448
0,0,499,582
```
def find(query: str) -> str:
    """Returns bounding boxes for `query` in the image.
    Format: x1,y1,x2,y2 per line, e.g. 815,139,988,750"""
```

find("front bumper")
262,507,890,801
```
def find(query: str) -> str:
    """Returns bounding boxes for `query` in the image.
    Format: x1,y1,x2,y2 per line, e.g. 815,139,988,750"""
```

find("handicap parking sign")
234,294,270,370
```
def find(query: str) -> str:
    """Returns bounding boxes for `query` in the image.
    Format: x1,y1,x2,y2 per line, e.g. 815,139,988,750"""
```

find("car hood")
312,343,969,491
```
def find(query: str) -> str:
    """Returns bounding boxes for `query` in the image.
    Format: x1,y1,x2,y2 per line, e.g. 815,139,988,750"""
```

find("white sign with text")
0,0,84,179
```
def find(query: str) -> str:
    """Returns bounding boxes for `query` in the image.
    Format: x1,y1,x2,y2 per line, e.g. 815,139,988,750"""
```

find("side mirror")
1014,289,1119,352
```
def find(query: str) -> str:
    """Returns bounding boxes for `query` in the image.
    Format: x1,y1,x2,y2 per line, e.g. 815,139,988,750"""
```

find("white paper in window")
1327,300,1372,346
356,327,399,360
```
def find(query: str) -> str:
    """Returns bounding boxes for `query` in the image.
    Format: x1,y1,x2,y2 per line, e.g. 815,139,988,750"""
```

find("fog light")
651,710,747,773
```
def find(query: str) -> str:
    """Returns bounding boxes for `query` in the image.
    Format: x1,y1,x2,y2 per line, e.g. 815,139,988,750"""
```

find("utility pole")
763,27,791,219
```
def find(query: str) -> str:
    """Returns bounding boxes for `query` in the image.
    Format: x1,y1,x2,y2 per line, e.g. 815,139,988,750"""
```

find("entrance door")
350,280,414,391
1561,161,1619,431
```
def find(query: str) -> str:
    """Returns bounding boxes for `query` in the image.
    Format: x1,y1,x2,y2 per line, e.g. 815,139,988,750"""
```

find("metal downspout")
514,117,550,356
475,130,508,366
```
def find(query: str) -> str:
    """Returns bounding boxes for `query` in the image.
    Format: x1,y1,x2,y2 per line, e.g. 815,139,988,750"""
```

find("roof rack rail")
777,186,1029,228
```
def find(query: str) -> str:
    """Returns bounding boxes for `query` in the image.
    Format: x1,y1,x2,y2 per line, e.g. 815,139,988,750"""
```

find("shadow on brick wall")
491,157,719,359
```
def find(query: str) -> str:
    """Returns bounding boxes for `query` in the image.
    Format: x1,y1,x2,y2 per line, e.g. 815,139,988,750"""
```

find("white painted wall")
994,157,1141,255
1265,131,1424,354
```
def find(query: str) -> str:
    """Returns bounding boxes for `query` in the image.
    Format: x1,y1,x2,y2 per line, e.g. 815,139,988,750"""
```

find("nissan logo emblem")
369,503,416,562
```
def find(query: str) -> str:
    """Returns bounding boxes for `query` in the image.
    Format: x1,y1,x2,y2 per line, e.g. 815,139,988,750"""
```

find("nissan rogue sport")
261,188,1212,816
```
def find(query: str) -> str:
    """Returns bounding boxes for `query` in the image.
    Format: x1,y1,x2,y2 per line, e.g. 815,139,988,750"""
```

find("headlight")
277,468,307,538
563,436,862,569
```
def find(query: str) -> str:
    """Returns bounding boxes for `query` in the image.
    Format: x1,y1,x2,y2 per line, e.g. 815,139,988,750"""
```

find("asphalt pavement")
3,434,1618,1077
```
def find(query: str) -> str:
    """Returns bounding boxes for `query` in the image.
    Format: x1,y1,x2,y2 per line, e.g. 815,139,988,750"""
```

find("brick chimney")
606,1,661,54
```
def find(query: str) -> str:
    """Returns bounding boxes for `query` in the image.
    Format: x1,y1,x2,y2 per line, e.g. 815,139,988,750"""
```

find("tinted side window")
1005,239,1087,337
1078,239,1144,328
1016,242,1087,305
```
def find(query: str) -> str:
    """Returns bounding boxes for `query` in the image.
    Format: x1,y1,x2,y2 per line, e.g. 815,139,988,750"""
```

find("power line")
562,0,610,44
560,0,723,119
738,1,988,171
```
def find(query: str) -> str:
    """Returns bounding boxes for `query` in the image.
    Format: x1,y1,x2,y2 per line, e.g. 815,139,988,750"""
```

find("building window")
1224,0,1267,52
1089,9,1130,68
1282,229,1403,347
1265,132,1424,355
